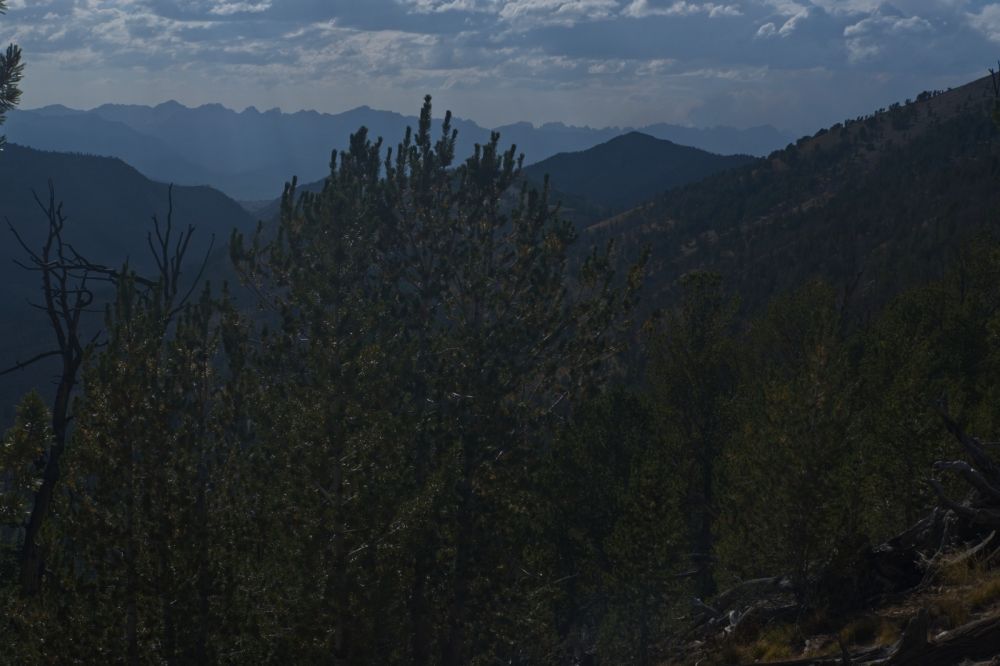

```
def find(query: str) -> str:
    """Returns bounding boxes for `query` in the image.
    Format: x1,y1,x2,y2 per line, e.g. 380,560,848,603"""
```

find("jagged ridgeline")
5,101,790,201
593,75,1000,312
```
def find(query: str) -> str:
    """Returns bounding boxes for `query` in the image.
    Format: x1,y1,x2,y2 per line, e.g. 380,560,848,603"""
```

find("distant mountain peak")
155,100,185,110
28,104,83,117
522,129,755,213
617,130,666,141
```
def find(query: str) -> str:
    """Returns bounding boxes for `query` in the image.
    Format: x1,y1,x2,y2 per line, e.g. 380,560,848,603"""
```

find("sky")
4,0,1000,134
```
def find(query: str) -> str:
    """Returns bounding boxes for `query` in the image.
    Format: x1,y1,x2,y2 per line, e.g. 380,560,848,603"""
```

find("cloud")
621,1,742,18
496,0,620,27
1,0,998,134
403,0,500,12
209,1,272,15
968,3,1000,41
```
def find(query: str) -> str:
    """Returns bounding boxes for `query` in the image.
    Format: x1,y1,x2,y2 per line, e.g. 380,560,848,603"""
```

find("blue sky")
4,0,1000,133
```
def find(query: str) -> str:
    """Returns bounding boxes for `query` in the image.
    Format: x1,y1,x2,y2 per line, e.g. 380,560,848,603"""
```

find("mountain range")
2,75,998,424
5,102,791,201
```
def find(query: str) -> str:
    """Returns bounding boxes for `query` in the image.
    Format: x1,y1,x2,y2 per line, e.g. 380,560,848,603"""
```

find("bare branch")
0,350,61,377
168,233,215,319
933,460,1000,503
935,400,999,481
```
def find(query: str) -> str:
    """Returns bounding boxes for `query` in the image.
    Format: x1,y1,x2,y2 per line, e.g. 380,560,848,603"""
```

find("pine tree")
0,0,22,149
717,282,858,600
231,96,642,663
0,393,50,582
645,271,739,598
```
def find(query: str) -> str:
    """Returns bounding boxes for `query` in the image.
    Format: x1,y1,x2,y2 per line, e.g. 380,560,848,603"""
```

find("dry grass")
927,549,1000,622
737,624,802,663
838,615,879,646
927,592,971,629
752,626,798,661
968,577,1000,613
691,553,1000,665
837,614,901,647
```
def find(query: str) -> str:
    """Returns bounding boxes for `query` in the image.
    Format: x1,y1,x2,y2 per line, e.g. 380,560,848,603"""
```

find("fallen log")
736,611,1000,665
937,403,1000,482
736,644,890,665
922,530,995,579
886,612,1000,666
714,576,793,612
933,460,1000,504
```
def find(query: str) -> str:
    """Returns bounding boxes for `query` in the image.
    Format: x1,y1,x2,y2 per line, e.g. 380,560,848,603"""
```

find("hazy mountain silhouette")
640,123,791,157
7,102,791,201
4,107,223,188
523,132,755,213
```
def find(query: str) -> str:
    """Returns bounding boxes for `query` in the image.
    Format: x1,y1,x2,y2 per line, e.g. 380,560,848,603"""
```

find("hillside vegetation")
523,132,754,214
594,75,1000,312
3,81,1000,665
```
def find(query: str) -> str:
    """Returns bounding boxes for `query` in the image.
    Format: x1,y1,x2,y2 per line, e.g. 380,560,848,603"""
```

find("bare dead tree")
3,182,106,595
1,181,213,596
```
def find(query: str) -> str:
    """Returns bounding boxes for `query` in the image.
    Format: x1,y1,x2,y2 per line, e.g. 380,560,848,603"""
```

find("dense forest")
5,73,1000,665
597,76,1000,314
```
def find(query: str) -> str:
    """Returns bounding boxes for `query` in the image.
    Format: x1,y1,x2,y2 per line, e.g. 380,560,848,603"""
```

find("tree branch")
0,350,61,377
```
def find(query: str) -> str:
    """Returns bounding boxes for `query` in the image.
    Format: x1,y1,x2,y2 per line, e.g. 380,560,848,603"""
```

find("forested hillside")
4,81,1000,666
523,132,754,214
594,75,1000,312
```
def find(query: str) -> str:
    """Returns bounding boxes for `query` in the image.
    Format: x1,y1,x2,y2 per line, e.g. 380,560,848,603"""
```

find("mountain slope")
592,76,1000,311
640,122,790,157
523,132,755,213
0,144,251,275
5,108,223,188
8,102,791,201
0,144,254,424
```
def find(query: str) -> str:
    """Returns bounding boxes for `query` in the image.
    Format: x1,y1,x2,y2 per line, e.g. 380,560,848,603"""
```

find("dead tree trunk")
4,184,99,595
3,182,211,597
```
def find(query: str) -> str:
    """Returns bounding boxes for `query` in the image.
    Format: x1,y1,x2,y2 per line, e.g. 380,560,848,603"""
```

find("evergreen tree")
717,282,858,600
0,393,49,584
541,390,686,665
645,271,739,598
0,0,22,148
230,96,642,663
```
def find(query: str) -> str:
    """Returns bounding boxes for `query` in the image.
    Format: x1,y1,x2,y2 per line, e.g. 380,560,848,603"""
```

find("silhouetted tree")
0,0,23,149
